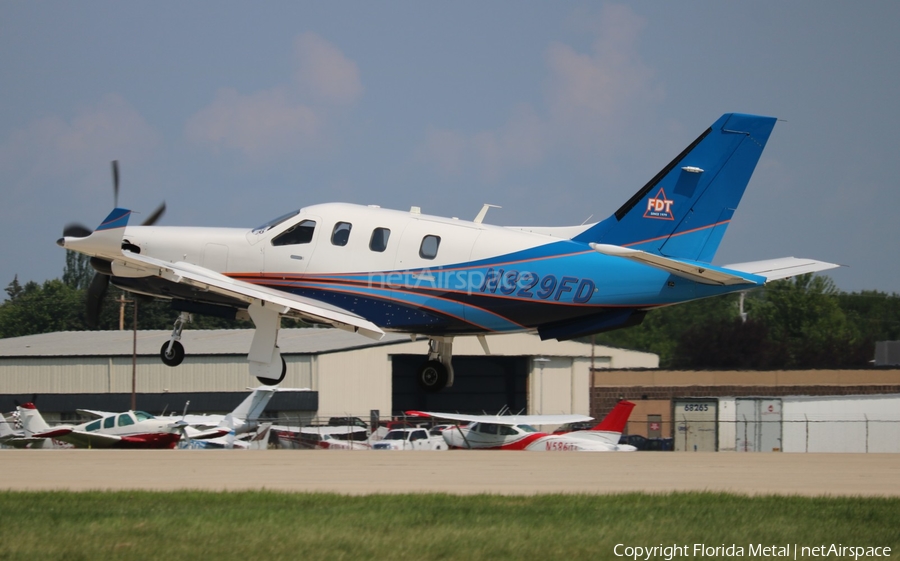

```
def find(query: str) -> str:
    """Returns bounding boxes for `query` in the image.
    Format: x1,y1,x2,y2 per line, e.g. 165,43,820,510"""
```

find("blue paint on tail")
572,113,777,263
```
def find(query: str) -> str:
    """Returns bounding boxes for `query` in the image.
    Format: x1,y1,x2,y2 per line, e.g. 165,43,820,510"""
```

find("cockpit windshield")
252,210,301,234
516,425,538,433
133,411,155,422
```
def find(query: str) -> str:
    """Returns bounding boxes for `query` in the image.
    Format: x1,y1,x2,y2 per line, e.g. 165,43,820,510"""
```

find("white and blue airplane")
58,113,837,391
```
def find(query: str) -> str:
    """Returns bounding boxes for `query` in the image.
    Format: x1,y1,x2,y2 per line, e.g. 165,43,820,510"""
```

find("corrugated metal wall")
317,347,392,418
781,395,900,453
0,355,314,394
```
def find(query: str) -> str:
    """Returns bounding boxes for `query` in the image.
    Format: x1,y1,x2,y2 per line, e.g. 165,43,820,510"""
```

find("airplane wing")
43,429,122,448
75,409,117,419
183,427,231,440
408,411,593,426
116,251,384,340
591,244,840,286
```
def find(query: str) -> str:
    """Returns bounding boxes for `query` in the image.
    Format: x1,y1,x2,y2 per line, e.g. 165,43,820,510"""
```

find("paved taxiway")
3,450,899,496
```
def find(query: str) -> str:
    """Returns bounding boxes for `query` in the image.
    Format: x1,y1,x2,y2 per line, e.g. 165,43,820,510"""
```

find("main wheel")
417,360,449,392
257,356,287,386
160,341,185,367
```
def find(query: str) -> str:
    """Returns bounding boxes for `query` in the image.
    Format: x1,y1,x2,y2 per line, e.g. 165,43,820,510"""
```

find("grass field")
1,491,897,560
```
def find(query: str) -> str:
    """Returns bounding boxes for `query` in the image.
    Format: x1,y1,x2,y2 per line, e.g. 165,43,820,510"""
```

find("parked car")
618,434,674,451
371,428,448,450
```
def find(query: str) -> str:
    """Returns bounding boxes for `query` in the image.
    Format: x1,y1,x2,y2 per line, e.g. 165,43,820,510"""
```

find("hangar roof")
0,328,411,358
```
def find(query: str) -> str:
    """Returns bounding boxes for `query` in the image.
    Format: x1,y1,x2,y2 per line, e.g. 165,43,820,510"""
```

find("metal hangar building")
0,328,658,424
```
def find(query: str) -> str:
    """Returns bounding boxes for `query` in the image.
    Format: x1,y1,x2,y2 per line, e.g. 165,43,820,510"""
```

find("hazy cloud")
547,4,659,122
294,32,363,106
0,93,160,198
418,3,661,180
185,87,320,163
186,33,360,162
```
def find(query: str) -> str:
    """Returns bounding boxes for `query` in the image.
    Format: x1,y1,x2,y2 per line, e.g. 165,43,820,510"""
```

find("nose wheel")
160,312,190,367
160,340,185,367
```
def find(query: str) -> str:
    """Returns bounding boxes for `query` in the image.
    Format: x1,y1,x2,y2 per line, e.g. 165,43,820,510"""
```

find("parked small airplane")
158,385,303,441
411,400,637,451
180,422,274,450
19,402,184,449
58,113,838,391
0,412,26,447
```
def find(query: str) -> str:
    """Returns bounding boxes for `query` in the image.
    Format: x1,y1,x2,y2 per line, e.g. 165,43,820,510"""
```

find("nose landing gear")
160,312,190,367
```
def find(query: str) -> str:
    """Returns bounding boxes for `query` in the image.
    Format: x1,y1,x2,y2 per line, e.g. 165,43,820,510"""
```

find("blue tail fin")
572,113,777,262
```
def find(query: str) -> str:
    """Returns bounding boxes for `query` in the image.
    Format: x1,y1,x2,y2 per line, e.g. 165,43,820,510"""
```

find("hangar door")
391,355,528,415
735,398,783,452
674,399,718,452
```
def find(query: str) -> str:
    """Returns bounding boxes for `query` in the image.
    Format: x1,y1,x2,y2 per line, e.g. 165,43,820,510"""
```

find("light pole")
534,357,550,414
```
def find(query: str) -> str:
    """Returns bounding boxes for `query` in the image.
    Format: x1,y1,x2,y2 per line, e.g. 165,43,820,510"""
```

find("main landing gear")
158,303,287,386
417,337,455,393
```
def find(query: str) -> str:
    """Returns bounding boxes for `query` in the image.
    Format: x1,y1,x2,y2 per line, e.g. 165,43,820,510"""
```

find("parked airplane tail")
219,386,308,431
18,403,52,436
591,400,636,433
573,113,777,263
0,412,16,438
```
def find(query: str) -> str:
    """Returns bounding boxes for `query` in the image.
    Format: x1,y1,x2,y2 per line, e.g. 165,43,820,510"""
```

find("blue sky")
2,2,898,294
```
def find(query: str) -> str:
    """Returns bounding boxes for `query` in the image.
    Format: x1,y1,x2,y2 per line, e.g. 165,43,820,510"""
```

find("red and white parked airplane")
19,402,184,449
410,401,636,451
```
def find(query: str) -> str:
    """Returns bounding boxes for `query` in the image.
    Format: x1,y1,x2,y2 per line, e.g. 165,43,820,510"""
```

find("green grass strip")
0,491,897,560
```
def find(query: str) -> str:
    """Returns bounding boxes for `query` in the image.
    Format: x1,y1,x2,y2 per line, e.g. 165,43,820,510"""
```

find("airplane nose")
56,237,65,247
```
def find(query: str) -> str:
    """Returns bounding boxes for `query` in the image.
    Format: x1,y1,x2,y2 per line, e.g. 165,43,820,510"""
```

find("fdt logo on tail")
58,113,838,392
643,188,675,220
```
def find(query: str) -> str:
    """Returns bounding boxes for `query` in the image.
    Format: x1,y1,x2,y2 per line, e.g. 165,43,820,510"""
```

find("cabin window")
476,423,499,435
103,416,115,429
331,222,352,247
272,220,316,246
86,420,101,432
419,235,441,259
118,413,135,427
369,227,391,252
497,425,518,436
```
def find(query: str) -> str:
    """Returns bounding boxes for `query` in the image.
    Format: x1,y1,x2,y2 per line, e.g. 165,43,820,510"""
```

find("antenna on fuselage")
474,204,501,224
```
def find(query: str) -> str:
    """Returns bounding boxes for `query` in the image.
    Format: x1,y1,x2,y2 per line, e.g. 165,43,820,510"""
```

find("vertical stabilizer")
592,400,636,433
573,114,777,262
221,386,278,429
18,403,52,436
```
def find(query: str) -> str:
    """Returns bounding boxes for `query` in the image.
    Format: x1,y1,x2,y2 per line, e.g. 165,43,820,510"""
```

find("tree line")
593,274,900,368
2,252,898,369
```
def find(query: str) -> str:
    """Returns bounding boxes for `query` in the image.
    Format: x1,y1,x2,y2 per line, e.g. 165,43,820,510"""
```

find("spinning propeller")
63,161,166,328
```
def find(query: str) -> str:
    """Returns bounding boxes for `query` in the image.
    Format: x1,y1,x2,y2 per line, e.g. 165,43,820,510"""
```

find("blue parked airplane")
58,113,837,391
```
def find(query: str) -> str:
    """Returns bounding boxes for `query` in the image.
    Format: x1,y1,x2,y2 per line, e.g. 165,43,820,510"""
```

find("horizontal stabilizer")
722,257,841,282
590,243,762,286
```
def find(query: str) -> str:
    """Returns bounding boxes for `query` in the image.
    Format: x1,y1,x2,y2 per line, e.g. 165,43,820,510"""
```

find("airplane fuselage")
112,202,732,337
